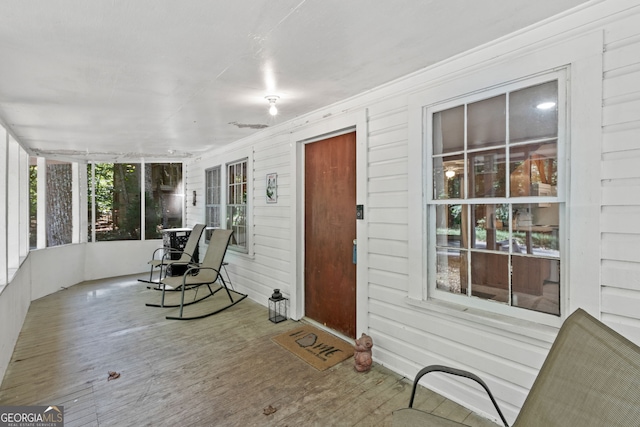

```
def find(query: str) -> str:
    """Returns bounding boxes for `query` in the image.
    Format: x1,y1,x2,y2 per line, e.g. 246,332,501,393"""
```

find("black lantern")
268,289,287,323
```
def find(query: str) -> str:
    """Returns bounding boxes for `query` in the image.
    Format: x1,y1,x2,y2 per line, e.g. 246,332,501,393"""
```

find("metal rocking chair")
146,228,247,320
393,308,640,426
139,224,206,287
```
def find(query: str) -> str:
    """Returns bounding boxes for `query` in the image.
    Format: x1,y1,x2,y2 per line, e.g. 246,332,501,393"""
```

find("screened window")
29,160,37,249
205,166,221,242
45,160,73,247
145,163,183,239
429,78,563,316
226,159,247,251
89,163,141,241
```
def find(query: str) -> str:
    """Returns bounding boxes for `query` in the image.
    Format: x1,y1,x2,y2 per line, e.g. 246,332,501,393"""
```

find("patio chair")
146,228,247,320
139,224,206,287
393,308,640,426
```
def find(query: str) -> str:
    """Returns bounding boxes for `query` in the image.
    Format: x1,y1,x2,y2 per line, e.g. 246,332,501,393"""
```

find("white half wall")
0,238,164,382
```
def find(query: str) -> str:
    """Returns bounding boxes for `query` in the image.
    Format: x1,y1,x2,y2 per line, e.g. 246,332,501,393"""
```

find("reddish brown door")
305,132,356,338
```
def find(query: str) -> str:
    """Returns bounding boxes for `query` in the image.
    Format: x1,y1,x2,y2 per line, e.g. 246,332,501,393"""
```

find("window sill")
227,249,255,261
404,296,558,343
0,255,29,296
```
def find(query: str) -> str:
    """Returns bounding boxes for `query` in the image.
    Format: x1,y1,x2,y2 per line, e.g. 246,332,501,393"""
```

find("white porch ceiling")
0,0,589,161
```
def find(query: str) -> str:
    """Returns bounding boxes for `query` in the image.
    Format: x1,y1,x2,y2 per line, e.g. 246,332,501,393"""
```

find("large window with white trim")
205,166,221,242
88,162,183,242
227,159,247,252
428,74,564,316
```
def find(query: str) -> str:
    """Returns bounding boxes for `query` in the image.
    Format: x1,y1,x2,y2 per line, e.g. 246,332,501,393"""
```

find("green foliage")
90,163,115,216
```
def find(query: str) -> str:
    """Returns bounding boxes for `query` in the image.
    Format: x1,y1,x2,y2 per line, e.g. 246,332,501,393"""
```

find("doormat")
271,324,353,371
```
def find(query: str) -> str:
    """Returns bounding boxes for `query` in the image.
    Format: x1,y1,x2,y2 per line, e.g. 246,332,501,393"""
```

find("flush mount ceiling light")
265,95,280,116
536,101,556,110
445,169,456,178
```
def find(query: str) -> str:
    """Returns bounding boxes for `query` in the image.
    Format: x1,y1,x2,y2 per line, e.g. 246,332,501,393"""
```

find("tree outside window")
89,163,141,241
145,163,183,239
45,160,73,247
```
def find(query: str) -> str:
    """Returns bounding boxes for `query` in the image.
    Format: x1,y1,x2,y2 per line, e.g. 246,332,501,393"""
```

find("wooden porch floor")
0,274,500,426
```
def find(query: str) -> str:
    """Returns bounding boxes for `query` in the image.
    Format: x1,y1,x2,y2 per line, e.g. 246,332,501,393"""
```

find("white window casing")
407,31,603,327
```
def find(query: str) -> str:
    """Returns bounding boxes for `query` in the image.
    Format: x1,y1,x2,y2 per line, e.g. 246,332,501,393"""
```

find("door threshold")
302,317,354,343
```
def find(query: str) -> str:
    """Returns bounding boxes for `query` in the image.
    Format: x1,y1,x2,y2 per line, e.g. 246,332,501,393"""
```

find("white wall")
600,9,640,339
0,238,163,381
183,1,640,424
2,0,639,422
83,240,161,282
0,258,31,381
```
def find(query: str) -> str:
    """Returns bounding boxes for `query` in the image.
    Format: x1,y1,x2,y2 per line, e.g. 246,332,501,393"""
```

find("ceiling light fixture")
265,95,280,116
445,169,456,178
536,101,556,110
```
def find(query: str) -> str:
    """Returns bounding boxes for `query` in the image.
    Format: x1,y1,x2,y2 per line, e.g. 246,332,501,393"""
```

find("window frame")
204,165,221,243
87,161,184,242
425,71,567,322
226,158,248,253
406,31,603,328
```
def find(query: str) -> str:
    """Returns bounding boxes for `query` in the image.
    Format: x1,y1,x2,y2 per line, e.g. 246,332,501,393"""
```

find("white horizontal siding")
602,259,640,291
602,123,640,153
244,136,292,302
184,160,206,226
367,96,410,316
601,7,640,333
179,3,640,423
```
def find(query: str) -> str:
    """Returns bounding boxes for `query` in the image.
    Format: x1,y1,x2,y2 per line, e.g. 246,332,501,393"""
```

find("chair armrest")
160,249,195,264
183,266,220,276
408,365,509,427
151,247,167,259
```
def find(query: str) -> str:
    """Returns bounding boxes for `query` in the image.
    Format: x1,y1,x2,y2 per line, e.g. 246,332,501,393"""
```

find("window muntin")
226,159,247,252
429,78,562,316
205,166,221,242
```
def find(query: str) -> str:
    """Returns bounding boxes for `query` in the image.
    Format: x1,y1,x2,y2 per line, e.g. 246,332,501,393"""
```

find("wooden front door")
305,132,356,338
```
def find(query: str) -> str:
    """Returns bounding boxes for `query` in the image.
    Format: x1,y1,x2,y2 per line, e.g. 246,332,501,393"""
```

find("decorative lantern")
268,289,287,323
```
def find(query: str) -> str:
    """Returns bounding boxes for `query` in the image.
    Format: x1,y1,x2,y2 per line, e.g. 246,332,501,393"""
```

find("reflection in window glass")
435,204,465,248
205,166,221,242
91,163,141,241
469,149,506,198
429,78,563,316
470,251,509,302
470,204,511,251
509,81,558,143
510,142,558,197
46,160,73,247
433,106,464,154
467,94,505,149
436,250,466,295
145,163,183,239
512,256,560,315
433,155,465,199
435,204,467,295
227,159,247,251
511,203,560,258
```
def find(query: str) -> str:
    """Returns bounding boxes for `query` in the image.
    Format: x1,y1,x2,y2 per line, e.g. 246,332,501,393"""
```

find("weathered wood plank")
0,273,499,426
